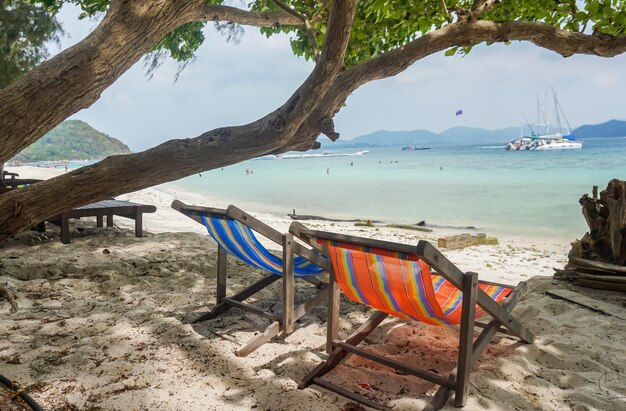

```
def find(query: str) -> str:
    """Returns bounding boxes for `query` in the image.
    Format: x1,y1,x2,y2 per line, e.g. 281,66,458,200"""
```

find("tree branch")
272,0,358,127
440,0,450,19
269,0,321,60
188,2,302,27
471,0,499,18
311,0,331,23
304,19,321,61
345,19,626,89
270,0,306,21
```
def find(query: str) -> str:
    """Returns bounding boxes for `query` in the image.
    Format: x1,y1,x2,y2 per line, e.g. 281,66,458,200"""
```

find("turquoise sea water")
175,137,626,239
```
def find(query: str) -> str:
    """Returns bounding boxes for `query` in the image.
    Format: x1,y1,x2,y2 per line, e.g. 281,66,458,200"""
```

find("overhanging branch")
344,19,626,91
189,2,302,27
0,0,306,166
269,0,321,60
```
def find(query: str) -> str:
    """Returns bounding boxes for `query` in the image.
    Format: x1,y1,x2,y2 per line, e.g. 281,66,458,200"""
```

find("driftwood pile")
555,179,626,292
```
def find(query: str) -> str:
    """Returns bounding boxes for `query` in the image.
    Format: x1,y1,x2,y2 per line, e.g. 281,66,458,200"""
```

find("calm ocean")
175,137,626,239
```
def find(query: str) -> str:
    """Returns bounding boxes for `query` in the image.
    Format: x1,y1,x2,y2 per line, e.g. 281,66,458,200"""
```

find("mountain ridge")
14,120,131,162
323,119,626,148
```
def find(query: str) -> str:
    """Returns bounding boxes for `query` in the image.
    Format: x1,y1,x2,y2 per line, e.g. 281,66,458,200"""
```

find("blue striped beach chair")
172,200,330,357
290,222,534,410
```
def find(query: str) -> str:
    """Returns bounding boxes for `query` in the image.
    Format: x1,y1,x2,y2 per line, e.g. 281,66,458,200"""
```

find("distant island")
13,120,131,162
322,119,626,148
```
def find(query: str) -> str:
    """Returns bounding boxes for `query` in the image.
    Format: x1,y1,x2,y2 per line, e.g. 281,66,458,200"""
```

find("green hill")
328,126,516,148
14,120,131,162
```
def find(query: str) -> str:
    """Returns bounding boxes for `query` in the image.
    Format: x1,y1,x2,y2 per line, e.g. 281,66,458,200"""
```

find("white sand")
1,166,625,410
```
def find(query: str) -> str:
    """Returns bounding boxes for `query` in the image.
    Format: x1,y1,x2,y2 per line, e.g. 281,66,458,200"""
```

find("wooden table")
47,199,157,244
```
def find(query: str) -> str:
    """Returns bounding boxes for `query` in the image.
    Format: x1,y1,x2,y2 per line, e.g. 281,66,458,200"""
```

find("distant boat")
401,146,431,151
505,90,582,151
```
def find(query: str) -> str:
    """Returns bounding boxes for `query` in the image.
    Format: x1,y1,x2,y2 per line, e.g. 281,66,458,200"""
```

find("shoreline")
7,164,580,244
7,165,572,284
171,172,583,243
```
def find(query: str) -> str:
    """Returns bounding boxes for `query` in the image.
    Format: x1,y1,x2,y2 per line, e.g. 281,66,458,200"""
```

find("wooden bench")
47,199,157,244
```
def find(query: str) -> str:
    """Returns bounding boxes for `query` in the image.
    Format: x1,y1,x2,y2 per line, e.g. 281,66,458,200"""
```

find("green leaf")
444,47,458,56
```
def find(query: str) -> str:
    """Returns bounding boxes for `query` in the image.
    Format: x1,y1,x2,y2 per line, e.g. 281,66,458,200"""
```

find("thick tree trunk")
0,0,187,163
0,0,359,242
0,0,300,165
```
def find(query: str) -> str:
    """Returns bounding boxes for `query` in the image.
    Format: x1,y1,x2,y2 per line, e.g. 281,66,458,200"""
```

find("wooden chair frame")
1,178,43,193
290,222,534,410
172,200,331,357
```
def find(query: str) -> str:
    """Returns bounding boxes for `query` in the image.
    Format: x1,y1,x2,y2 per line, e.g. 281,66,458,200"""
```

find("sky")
51,5,626,152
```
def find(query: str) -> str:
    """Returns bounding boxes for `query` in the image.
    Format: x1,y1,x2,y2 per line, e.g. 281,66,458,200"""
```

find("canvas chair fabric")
200,215,324,277
318,238,511,325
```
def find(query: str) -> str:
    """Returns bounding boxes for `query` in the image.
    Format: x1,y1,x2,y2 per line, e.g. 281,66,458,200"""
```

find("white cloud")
50,4,626,148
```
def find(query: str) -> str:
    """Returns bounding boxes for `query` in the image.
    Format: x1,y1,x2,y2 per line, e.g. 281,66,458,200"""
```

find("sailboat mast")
543,92,550,134
552,88,562,133
523,113,535,136
536,95,541,132
554,92,573,133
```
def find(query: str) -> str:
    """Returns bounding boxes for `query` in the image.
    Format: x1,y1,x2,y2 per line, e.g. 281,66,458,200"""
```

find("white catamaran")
505,90,582,151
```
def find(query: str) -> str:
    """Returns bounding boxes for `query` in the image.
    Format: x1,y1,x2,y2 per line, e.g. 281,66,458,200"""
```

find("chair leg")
300,310,388,389
61,213,70,244
216,246,227,305
455,271,478,407
192,273,280,323
427,279,529,411
282,234,295,335
327,270,340,354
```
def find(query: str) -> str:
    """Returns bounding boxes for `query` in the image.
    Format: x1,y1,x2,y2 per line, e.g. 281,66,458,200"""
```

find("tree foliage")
0,0,63,88
255,0,626,63
28,0,626,73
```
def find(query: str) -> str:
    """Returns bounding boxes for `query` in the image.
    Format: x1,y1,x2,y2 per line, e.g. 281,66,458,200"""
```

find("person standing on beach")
326,167,330,175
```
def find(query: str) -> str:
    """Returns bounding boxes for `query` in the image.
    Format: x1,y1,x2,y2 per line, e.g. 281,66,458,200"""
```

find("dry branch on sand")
556,179,626,292
0,284,18,313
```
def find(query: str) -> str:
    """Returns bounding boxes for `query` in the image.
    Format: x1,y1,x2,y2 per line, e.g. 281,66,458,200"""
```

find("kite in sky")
455,109,463,116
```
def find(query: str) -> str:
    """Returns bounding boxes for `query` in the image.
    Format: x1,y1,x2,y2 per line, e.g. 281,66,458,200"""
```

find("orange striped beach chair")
172,200,330,357
290,222,534,410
